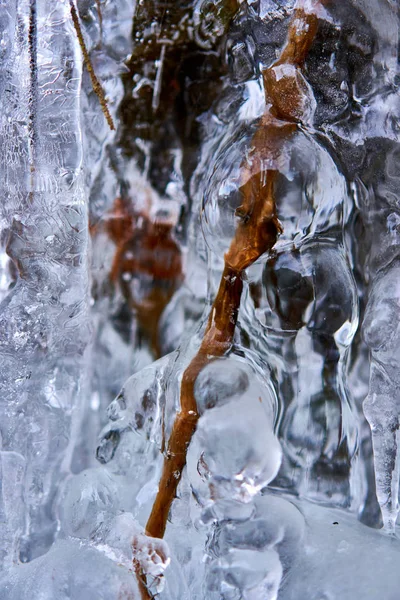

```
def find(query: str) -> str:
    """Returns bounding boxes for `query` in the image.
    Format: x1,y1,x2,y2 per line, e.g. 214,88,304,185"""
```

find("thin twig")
145,161,284,540
28,0,38,192
95,0,103,40
69,0,115,130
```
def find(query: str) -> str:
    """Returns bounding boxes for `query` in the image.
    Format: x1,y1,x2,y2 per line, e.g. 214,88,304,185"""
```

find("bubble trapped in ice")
201,121,345,259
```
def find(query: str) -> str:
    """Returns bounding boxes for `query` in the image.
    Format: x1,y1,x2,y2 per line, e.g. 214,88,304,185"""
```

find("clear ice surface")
0,0,400,598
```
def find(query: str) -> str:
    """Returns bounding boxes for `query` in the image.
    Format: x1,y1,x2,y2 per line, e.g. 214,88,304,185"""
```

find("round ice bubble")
216,494,306,572
259,241,358,341
59,468,119,539
200,120,346,259
207,547,282,600
204,494,305,599
188,355,281,504
194,357,250,414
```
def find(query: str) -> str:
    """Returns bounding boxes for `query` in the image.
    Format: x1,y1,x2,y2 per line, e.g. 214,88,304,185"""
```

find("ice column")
361,139,400,532
354,1,400,534
0,0,90,563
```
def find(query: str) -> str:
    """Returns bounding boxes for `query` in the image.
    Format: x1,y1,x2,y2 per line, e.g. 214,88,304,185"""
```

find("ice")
280,499,400,599
59,467,120,539
210,122,362,505
0,451,26,567
184,355,283,599
203,494,306,599
188,359,282,504
363,264,400,532
0,0,91,564
1,0,400,598
0,538,141,600
132,529,171,595
194,358,251,413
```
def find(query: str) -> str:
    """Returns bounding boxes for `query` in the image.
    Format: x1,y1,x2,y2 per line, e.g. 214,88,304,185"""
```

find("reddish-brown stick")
144,136,295,542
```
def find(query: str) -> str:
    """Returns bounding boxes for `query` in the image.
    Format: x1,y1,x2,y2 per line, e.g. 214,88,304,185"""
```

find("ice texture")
0,0,91,565
0,0,400,598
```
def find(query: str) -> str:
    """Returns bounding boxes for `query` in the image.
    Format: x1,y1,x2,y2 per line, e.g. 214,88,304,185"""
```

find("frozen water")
188,356,281,504
0,0,91,564
280,499,400,600
0,538,140,600
1,0,400,598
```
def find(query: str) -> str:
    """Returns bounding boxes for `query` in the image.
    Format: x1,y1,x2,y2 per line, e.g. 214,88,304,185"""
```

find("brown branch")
262,6,320,123
95,0,103,40
135,2,324,596
28,0,38,185
133,558,155,600
145,154,285,540
145,263,244,538
276,8,319,68
140,170,280,599
69,0,115,130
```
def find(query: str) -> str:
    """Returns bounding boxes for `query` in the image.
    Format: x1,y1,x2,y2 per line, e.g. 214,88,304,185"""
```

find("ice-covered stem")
145,265,244,539
69,0,114,130
262,2,323,123
145,146,284,543
139,0,322,591
95,0,103,40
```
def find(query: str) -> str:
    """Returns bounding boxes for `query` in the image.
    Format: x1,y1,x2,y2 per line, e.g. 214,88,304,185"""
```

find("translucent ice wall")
0,0,400,599
0,0,91,564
